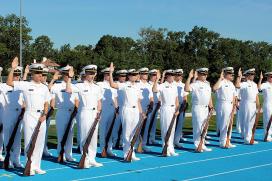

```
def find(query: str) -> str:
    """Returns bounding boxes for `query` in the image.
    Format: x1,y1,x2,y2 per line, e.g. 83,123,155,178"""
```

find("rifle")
250,107,262,144
57,107,78,163
264,115,272,142
225,100,237,148
115,124,122,149
23,121,42,176
0,123,3,134
78,114,100,169
101,107,119,157
125,114,146,162
147,101,161,144
3,108,25,169
136,104,153,153
174,100,188,134
177,100,188,121
46,107,54,123
162,101,187,156
196,108,214,152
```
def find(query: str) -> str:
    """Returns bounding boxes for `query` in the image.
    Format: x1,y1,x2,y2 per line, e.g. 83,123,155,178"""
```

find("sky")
0,0,272,48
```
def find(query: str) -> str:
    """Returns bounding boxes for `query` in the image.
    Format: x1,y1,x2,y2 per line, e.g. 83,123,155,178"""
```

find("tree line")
1,14,272,83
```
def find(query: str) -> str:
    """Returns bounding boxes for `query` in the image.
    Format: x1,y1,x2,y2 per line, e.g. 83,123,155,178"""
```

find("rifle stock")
147,102,161,144
57,107,78,163
78,115,100,169
264,115,272,142
196,108,214,152
162,101,187,156
23,121,42,176
162,113,178,156
136,104,153,153
225,100,237,148
125,114,145,162
250,107,261,144
101,107,119,158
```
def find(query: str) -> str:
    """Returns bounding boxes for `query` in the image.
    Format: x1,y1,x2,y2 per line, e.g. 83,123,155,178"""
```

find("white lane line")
71,148,272,181
184,163,272,181
44,150,186,172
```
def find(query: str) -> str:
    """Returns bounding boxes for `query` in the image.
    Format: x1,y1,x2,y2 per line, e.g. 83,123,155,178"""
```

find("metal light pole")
19,0,23,67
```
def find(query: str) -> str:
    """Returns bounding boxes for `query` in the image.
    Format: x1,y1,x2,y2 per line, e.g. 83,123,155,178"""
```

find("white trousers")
56,109,74,158
3,108,22,163
216,101,233,146
99,106,115,152
192,105,209,148
24,111,46,170
263,103,272,138
78,109,98,162
121,107,139,158
240,102,256,143
160,106,176,154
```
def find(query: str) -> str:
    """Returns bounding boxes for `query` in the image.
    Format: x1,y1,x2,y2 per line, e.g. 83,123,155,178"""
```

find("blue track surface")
1,129,272,181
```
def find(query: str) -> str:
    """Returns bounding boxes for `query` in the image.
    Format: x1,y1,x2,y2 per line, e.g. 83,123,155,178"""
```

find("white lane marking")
184,163,272,181
71,148,272,181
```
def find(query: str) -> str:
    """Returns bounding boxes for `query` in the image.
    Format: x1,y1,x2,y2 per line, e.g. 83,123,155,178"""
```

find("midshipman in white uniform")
51,65,78,161
258,71,272,141
97,68,118,156
213,67,236,148
0,66,24,168
7,57,50,175
68,65,103,168
152,70,179,156
110,69,127,149
137,67,154,152
109,63,144,161
147,69,160,145
185,68,213,152
236,68,260,144
173,69,188,148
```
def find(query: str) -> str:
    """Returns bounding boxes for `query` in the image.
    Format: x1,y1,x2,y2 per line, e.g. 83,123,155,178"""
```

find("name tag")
200,87,204,89
28,89,34,91
165,86,169,88
128,86,131,88
225,85,229,87
84,90,88,92
7,91,12,93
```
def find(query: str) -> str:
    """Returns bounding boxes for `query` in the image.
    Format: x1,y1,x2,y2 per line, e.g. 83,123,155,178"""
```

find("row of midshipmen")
0,57,271,175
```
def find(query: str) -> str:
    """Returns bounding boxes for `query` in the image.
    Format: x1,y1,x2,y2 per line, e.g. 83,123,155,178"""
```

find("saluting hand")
24,65,30,74
11,57,19,69
109,62,115,73
156,70,161,81
189,69,194,79
220,70,224,80
260,71,263,80
68,66,74,78
238,68,242,77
